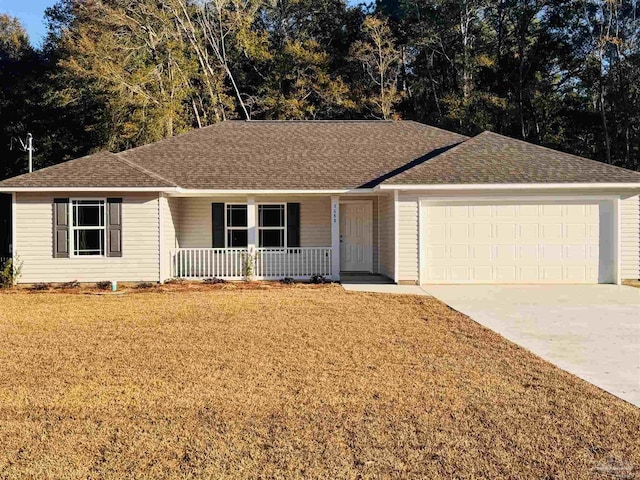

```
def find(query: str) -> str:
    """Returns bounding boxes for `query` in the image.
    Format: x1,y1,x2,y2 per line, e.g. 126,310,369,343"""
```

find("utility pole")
10,133,34,173
25,134,33,173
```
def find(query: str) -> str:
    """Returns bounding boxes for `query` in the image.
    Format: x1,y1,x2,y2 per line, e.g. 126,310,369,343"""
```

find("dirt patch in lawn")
0,289,638,479
2,279,333,295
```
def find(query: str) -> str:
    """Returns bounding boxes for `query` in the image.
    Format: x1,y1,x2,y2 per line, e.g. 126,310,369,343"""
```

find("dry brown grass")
624,279,640,289
0,287,638,479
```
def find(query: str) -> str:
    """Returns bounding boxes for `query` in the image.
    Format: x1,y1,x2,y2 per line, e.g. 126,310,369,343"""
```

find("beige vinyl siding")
378,193,395,279
161,196,180,280
177,196,332,248
15,192,160,283
621,194,640,280
398,194,420,283
165,197,180,249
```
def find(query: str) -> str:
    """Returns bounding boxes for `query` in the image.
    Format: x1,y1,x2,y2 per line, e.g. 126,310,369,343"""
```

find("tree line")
0,0,638,179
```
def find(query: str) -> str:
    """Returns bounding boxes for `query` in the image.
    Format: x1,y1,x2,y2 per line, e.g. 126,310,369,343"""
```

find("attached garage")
419,199,617,284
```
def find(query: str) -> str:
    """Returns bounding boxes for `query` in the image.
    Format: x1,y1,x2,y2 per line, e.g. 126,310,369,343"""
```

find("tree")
53,0,205,149
350,16,403,119
0,15,43,177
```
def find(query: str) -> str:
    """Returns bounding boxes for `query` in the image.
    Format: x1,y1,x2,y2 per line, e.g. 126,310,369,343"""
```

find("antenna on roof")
9,133,34,173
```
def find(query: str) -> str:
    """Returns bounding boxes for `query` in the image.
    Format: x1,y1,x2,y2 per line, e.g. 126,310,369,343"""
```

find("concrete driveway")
422,285,640,407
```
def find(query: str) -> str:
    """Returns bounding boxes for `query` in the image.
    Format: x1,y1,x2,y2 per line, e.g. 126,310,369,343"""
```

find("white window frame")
225,203,249,248
69,198,107,258
257,203,287,249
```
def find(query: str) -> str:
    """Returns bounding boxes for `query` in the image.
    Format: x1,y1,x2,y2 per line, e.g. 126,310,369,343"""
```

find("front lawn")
0,286,638,478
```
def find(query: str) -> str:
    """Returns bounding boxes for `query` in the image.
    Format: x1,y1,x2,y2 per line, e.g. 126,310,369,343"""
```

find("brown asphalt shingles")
117,120,466,190
1,122,639,190
386,131,640,185
0,152,175,188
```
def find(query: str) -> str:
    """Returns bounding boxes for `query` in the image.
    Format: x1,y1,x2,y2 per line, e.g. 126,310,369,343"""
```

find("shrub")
203,277,227,285
30,283,50,291
96,281,111,290
0,255,23,288
310,275,330,284
280,277,295,285
242,252,256,281
134,282,155,290
165,278,185,285
58,280,80,290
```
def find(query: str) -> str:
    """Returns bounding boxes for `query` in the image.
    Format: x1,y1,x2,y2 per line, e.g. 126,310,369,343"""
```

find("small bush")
96,281,111,290
310,275,330,285
203,277,227,285
0,256,23,288
165,278,185,285
134,282,155,290
30,283,50,291
280,277,295,285
58,280,80,290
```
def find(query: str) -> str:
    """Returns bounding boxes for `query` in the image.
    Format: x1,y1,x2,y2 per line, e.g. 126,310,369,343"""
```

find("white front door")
340,202,373,272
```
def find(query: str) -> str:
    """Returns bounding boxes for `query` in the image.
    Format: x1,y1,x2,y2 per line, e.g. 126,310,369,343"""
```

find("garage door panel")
519,224,539,240
472,266,492,281
543,205,563,216
495,223,517,241
472,245,492,260
519,266,540,282
472,223,492,240
450,245,470,259
449,223,469,240
518,245,539,261
422,201,604,284
566,224,587,241
565,244,587,260
542,224,563,240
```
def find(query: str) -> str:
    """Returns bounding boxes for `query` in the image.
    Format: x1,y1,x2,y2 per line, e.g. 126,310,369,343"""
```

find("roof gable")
386,131,640,185
0,151,175,188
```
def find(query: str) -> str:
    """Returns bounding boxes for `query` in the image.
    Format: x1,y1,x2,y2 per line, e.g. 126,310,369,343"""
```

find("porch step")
340,274,394,285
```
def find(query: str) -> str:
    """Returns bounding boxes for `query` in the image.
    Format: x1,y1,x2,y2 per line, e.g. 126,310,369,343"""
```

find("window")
226,204,248,247
71,200,105,256
259,204,286,248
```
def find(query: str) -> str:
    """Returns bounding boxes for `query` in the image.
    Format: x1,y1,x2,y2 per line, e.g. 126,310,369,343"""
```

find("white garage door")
421,201,609,284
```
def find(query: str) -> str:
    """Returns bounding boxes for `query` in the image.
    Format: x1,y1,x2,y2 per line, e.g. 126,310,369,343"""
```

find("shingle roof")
1,122,639,190
117,120,467,190
0,151,175,188
385,131,640,185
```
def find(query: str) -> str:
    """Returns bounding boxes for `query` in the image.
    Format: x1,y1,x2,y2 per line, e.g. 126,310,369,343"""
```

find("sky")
1,0,53,46
2,0,364,47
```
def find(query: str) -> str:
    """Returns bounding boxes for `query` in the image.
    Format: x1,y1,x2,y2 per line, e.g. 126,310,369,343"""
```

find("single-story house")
0,120,639,285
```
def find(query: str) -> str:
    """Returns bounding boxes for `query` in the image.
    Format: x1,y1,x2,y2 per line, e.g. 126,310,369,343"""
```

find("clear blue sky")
1,0,53,46
2,0,364,47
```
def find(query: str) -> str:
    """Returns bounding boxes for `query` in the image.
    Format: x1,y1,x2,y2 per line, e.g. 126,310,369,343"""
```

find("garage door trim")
418,195,621,285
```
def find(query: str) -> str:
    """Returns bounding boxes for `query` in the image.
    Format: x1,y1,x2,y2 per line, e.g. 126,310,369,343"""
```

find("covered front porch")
161,194,394,282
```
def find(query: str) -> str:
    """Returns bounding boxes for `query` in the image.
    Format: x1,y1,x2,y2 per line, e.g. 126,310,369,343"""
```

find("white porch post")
331,196,340,281
158,193,166,283
11,192,16,286
247,197,256,250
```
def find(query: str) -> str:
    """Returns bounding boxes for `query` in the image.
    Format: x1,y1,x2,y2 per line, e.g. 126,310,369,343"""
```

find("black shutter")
106,198,123,257
212,203,225,248
53,198,69,258
287,203,300,248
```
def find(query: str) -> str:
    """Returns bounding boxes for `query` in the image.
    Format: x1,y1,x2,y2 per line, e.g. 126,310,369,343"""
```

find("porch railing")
170,247,332,280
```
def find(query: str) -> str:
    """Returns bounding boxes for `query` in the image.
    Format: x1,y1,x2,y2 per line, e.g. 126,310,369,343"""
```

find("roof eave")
377,183,640,191
0,186,178,193
168,188,377,196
